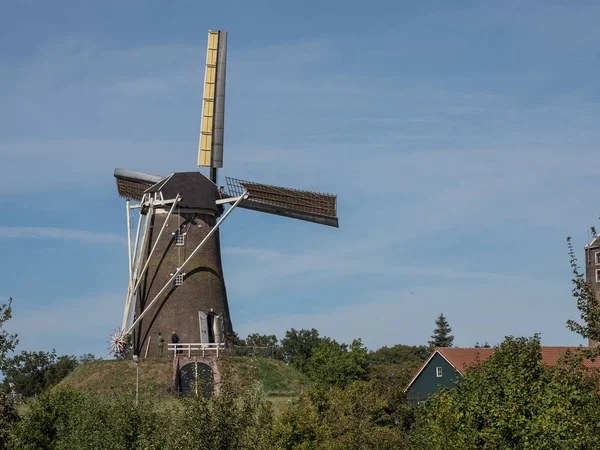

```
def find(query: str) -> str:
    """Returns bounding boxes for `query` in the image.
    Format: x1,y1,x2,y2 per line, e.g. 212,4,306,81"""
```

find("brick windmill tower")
584,235,600,347
110,31,338,357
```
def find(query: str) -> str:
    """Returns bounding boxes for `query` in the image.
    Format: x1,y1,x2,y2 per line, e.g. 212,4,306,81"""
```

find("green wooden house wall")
405,352,461,401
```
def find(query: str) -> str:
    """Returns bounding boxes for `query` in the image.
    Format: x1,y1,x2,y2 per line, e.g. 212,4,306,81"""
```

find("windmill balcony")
168,343,225,358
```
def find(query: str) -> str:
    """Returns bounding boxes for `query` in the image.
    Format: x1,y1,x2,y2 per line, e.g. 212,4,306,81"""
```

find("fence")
168,343,276,359
168,343,225,357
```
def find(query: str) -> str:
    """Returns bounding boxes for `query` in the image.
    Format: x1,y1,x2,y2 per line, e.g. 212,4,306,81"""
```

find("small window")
596,269,600,283
175,231,185,246
436,367,443,378
596,252,600,265
174,273,184,286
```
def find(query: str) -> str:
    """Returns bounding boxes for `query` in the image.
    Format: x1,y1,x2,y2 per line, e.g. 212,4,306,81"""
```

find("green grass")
60,358,175,398
221,357,310,397
59,356,309,405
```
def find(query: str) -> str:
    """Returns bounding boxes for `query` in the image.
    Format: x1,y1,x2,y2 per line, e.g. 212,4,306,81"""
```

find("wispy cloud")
0,227,125,245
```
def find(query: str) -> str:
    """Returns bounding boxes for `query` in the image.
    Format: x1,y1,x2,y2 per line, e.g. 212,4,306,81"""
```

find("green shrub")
165,382,273,450
0,389,19,450
12,387,81,450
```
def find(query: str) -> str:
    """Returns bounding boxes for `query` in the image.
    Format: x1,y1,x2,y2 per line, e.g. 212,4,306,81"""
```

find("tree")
271,381,411,449
11,387,82,450
78,353,100,364
1,350,78,397
44,355,78,387
245,333,278,348
428,313,454,348
0,392,19,450
1,350,57,397
280,328,324,373
368,344,429,385
230,331,247,346
0,298,18,364
305,339,369,388
474,341,490,348
566,235,600,348
409,335,600,449
0,297,18,450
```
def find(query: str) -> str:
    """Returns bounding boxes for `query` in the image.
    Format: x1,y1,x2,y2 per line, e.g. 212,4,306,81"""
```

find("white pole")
126,200,133,287
131,195,145,274
122,199,153,331
122,196,144,330
127,195,180,303
135,361,139,406
121,201,134,331
126,191,248,335
145,336,151,359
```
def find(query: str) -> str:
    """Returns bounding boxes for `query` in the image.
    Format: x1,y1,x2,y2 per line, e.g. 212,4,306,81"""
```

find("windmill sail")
114,168,164,201
225,177,339,228
198,30,227,170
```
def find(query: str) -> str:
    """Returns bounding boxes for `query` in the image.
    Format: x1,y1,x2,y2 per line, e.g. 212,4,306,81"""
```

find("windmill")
110,31,338,358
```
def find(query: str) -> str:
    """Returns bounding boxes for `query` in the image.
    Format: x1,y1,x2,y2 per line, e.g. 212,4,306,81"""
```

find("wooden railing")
168,343,225,357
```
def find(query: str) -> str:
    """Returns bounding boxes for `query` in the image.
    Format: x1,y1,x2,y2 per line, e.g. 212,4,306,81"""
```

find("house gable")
405,352,461,401
405,346,600,402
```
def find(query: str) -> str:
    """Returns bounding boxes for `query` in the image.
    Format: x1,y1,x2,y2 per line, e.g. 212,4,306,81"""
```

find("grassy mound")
59,356,309,400
60,358,174,397
221,356,310,396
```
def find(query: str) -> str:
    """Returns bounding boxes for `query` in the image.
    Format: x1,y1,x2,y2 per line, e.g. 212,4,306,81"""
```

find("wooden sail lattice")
225,177,338,227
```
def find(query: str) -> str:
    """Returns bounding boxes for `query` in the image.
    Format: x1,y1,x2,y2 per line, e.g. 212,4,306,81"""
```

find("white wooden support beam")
130,194,145,271
141,198,180,208
126,200,133,296
122,197,144,332
126,195,181,318
122,198,153,331
215,195,245,205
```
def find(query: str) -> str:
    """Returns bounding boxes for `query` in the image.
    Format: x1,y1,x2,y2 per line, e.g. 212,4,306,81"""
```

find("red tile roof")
437,346,600,375
436,347,494,375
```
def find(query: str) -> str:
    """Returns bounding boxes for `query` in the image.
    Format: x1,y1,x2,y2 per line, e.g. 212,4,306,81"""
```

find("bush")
12,387,81,450
270,381,411,449
0,389,19,450
166,381,273,449
305,339,369,388
11,379,273,450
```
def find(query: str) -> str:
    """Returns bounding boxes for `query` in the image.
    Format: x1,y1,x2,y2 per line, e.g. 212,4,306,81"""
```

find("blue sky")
1,1,600,358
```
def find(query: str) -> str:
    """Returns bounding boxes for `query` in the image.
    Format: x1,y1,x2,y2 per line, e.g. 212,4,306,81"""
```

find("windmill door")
198,311,209,344
218,313,225,344
179,362,214,398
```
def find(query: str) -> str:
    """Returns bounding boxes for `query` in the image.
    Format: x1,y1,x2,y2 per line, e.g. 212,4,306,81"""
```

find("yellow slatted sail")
198,31,220,167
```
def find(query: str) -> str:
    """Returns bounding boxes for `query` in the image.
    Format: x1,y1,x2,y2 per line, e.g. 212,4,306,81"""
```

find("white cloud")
0,226,125,245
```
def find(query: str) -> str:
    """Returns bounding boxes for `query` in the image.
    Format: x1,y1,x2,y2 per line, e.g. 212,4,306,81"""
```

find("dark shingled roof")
145,172,220,213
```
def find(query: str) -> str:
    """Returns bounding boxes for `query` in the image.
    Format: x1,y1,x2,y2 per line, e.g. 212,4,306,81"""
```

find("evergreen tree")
428,313,454,348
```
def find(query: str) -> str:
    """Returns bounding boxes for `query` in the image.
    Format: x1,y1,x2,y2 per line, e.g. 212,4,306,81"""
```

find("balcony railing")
168,343,225,357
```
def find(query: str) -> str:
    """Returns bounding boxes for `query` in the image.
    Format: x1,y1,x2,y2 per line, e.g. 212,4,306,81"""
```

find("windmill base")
173,355,221,398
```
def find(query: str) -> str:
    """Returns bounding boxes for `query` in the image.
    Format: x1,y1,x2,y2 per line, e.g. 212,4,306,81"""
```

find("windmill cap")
145,172,221,212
